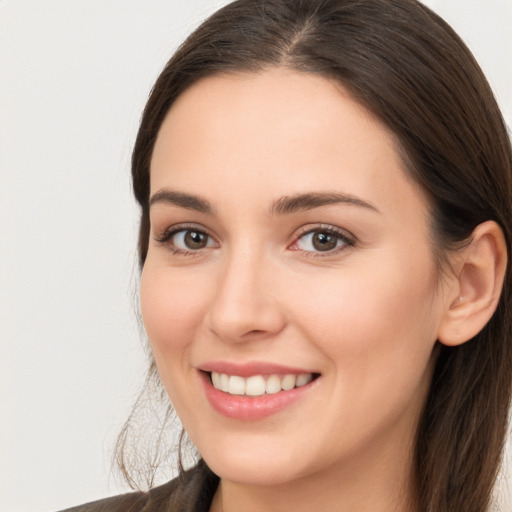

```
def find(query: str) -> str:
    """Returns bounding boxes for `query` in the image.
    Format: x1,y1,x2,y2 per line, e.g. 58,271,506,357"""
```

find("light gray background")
1,1,511,511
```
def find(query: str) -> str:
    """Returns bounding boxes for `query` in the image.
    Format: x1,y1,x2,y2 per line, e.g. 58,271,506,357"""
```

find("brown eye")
293,228,353,254
311,232,338,251
183,230,208,249
168,228,215,251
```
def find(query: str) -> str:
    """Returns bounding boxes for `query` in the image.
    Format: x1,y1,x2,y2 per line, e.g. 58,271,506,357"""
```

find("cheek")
284,256,440,448
287,254,439,375
140,264,210,363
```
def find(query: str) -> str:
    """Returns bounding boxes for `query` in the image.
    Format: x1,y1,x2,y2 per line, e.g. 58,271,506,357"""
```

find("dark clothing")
59,461,219,512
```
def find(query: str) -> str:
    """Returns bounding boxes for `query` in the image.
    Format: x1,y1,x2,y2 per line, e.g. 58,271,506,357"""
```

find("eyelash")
290,225,356,259
153,223,356,258
154,223,214,257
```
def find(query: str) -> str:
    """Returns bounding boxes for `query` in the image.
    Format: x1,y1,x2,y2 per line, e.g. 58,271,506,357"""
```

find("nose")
205,248,286,343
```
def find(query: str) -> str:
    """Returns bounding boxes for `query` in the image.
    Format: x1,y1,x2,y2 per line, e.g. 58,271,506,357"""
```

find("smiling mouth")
208,371,320,397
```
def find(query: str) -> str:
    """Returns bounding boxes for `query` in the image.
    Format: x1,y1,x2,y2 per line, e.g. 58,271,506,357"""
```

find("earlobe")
438,221,507,347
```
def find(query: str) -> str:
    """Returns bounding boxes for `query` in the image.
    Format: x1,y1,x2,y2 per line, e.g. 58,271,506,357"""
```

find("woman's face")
141,69,452,486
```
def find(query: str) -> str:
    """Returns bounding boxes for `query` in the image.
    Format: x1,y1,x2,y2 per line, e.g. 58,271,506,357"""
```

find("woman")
63,0,512,511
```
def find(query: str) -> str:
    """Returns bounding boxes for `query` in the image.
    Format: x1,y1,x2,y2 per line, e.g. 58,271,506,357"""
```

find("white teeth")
228,375,245,395
210,371,315,396
245,375,266,396
220,373,230,392
281,374,296,391
296,373,313,387
211,371,221,389
265,375,281,394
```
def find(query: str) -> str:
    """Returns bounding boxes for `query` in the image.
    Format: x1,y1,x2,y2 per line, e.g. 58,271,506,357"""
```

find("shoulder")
57,487,147,512
57,461,219,512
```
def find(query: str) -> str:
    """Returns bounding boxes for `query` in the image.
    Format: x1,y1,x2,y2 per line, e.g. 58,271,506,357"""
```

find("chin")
197,437,316,487
207,457,301,486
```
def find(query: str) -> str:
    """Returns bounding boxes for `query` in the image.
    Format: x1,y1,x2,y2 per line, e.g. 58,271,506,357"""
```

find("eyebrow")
149,189,378,216
149,189,215,214
270,192,379,215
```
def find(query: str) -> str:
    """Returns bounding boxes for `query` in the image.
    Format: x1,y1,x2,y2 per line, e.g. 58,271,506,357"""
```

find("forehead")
154,69,389,164
150,68,428,222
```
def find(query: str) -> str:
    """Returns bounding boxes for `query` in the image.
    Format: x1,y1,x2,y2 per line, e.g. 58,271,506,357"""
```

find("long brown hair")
118,1,512,510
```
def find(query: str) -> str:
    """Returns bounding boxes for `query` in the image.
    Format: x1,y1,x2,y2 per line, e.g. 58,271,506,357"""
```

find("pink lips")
198,361,319,421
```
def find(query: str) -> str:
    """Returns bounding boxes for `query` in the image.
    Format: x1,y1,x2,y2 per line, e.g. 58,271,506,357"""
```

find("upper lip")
198,361,318,378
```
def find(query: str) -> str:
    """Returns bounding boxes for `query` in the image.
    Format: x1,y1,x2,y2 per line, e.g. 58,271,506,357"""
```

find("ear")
437,221,507,347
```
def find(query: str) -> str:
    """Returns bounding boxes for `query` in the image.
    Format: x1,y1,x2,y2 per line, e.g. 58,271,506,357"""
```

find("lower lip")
199,371,318,421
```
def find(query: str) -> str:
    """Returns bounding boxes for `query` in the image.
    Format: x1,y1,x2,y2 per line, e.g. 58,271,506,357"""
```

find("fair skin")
140,69,505,512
